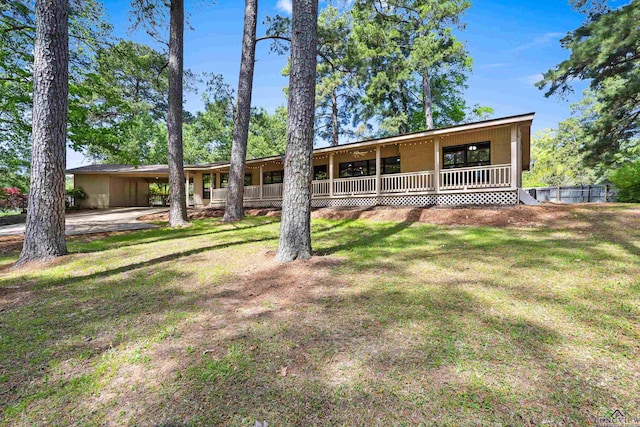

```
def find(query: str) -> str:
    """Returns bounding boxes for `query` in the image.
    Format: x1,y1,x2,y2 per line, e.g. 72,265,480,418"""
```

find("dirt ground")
0,230,140,257
4,203,638,257
139,203,640,229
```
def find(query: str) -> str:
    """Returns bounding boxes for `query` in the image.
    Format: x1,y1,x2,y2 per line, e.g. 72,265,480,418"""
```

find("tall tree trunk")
275,0,319,263
15,0,69,268
331,86,339,146
223,0,258,222
422,67,434,130
167,0,188,227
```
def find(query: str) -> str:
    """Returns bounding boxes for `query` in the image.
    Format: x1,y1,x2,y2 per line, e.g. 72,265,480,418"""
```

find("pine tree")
276,0,319,262
223,0,258,222
15,0,69,267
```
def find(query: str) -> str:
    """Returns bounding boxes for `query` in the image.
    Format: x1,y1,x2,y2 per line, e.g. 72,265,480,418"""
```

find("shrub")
609,161,640,202
0,187,28,212
65,187,88,208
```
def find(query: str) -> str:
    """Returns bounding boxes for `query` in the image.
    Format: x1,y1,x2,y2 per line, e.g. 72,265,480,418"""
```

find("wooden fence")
524,185,616,203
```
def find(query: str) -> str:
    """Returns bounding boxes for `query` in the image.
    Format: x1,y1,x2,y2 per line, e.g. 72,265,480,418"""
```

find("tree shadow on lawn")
1,210,638,425
70,216,281,255
316,217,634,277
135,262,617,426
315,220,639,345
575,208,640,257
0,236,278,295
0,265,207,422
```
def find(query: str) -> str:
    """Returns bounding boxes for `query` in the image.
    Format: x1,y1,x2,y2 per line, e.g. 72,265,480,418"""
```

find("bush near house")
65,187,88,209
0,187,28,212
609,160,640,202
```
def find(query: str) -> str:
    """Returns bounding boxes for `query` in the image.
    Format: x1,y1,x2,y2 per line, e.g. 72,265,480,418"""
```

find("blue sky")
68,0,589,167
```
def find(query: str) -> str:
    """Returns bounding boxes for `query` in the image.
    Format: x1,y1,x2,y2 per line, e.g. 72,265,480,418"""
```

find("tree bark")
15,0,69,268
275,0,319,263
422,67,434,130
167,0,188,227
223,0,258,222
331,86,339,146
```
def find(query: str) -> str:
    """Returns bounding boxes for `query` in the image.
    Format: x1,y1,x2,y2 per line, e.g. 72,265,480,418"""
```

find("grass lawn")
0,205,639,426
0,210,21,218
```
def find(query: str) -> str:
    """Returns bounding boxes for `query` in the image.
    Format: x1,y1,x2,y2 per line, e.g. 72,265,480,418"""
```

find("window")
339,159,374,177
313,165,328,180
220,173,252,187
203,174,211,199
443,142,490,169
382,156,401,174
338,156,401,178
263,170,284,184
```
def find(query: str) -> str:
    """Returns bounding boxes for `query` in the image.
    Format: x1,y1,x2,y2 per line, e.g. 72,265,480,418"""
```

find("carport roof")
66,164,168,174
67,162,228,174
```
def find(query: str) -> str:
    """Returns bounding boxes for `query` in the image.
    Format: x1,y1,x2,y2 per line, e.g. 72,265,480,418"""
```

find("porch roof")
209,112,534,170
67,112,534,175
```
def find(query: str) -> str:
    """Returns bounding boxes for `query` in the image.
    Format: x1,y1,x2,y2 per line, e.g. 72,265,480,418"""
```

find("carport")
67,165,170,208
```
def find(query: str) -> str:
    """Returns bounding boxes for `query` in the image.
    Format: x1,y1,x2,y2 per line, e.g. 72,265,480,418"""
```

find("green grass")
0,210,21,218
0,206,639,426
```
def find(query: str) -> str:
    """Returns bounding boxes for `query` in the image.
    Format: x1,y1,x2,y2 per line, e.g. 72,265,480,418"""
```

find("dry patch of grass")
0,205,639,426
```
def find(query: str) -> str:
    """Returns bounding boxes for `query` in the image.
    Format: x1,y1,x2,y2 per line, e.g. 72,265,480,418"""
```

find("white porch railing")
262,183,283,199
208,164,513,203
212,188,226,200
439,164,511,191
312,180,330,197
244,185,261,200
382,171,435,193
333,176,376,195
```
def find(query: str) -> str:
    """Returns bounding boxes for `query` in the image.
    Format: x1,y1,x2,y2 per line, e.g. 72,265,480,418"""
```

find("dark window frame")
382,156,401,174
203,174,211,199
220,173,252,188
443,141,491,169
313,165,328,180
338,156,401,178
263,170,284,185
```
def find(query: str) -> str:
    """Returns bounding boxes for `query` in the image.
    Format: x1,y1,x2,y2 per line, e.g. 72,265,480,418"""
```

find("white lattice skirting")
208,190,518,208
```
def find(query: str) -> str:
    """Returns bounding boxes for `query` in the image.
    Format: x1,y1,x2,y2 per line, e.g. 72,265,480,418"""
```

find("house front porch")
206,163,518,208
68,113,536,208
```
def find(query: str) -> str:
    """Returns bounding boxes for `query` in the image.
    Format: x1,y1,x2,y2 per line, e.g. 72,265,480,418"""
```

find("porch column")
375,146,381,196
434,138,440,194
185,171,190,206
209,171,214,205
329,153,334,197
517,127,523,188
259,165,264,199
510,125,519,189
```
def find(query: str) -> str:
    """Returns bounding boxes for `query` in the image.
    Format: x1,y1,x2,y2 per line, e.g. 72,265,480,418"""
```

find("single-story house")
67,112,538,208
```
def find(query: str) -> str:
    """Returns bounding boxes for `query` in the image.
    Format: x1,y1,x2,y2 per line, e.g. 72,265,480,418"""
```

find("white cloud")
477,63,510,70
520,73,544,85
276,0,292,14
512,32,564,53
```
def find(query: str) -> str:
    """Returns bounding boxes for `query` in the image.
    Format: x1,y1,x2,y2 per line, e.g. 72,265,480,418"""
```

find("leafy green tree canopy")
537,1,639,165
0,0,111,188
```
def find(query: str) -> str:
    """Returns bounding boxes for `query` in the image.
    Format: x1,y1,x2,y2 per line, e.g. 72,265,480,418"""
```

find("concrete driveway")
0,207,167,236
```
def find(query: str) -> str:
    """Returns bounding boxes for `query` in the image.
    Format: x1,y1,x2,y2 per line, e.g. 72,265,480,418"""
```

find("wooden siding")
234,127,516,178
193,172,204,206
399,142,433,173
75,174,110,208
439,126,513,166
109,177,149,207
